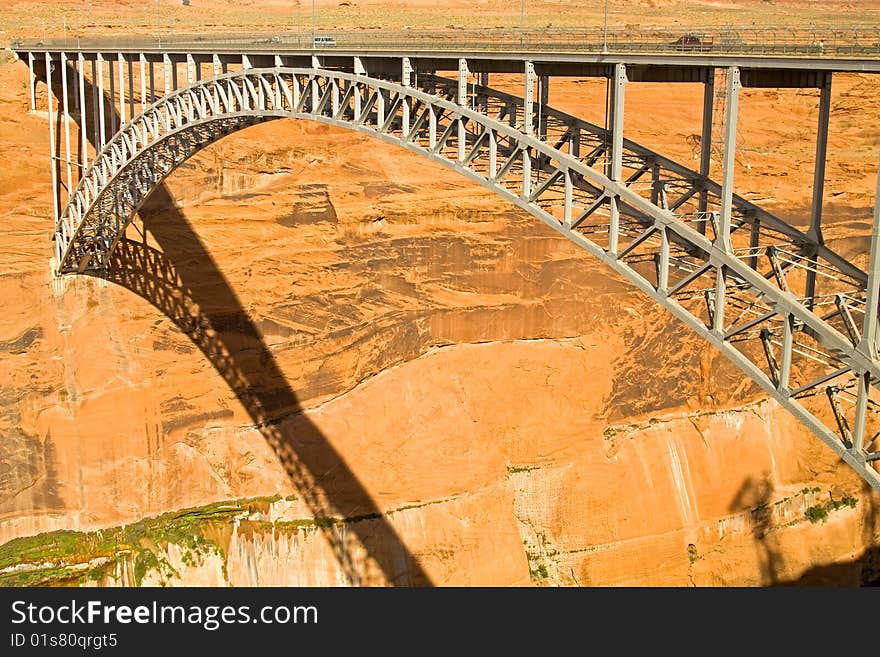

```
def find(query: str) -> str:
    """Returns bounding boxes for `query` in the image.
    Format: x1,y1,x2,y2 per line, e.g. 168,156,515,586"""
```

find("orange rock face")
0,29,879,586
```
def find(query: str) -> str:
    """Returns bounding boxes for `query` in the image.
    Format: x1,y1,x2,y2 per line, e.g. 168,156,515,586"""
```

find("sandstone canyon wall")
0,49,879,586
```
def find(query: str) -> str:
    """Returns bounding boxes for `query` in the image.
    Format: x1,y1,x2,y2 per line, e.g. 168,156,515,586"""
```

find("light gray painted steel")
698,68,714,230
60,52,73,200
97,53,106,148
78,53,88,170
805,73,833,308
717,66,739,253
608,63,627,254
524,60,535,136
117,53,126,126
45,52,59,225
861,160,880,361
139,54,148,115
28,52,36,111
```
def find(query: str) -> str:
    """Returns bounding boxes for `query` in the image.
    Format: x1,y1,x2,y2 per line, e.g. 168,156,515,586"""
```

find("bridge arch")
56,66,880,489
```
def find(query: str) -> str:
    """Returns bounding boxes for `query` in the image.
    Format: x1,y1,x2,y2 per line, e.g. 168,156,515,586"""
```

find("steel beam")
28,52,36,111
608,63,627,255
60,52,73,204
717,66,740,254
538,74,548,143
805,73,833,306
91,58,100,151
139,54,147,115
524,61,535,136
163,54,172,97
859,158,880,360
78,53,87,170
851,370,870,453
149,59,155,103
402,57,413,134
117,53,126,126
698,68,715,235
45,52,59,225
127,57,135,120
107,54,116,137
458,58,468,161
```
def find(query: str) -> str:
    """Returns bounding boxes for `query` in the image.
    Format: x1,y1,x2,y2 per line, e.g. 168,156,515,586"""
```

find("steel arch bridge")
21,49,880,492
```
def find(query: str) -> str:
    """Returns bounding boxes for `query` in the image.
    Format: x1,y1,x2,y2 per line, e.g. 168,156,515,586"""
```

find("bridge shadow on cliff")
729,475,784,584
777,480,880,587
40,57,431,586
732,476,880,587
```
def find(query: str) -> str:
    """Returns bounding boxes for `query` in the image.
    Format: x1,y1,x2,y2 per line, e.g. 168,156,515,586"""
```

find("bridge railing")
10,25,880,57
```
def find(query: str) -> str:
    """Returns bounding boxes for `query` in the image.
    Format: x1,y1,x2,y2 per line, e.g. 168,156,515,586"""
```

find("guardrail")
10,25,880,57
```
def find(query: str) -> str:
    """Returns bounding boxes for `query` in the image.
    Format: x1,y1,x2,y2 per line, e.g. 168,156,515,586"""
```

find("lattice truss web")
51,65,880,487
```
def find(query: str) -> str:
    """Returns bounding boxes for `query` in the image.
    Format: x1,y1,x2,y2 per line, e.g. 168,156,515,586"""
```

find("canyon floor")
1,1,879,586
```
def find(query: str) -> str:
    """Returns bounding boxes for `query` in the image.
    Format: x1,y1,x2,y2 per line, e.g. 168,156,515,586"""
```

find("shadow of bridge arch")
39,56,432,587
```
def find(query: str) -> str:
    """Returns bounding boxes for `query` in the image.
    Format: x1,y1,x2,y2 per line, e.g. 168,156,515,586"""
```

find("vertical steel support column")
273,56,284,109
96,53,106,149
127,57,135,120
650,162,662,206
354,77,362,118
77,53,87,170
117,53,126,126
458,58,468,161
717,66,740,254
563,169,573,227
353,57,366,76
72,53,80,115
859,159,880,361
213,55,222,111
523,61,536,199
45,52,59,225
91,59,101,151
28,52,36,111
658,227,670,295
698,68,715,235
375,83,385,127
148,59,155,104
713,266,726,332
603,72,612,176
108,55,117,136
538,74,548,143
311,72,320,115
140,54,148,114
242,55,253,111
779,313,793,391
163,54,172,97
488,130,497,179
852,372,871,453
60,52,73,203
186,53,196,85
524,61,535,136
402,57,412,135
608,63,627,255
805,72,833,308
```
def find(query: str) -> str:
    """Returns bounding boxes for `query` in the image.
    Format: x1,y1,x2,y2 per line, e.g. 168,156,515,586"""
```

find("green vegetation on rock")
0,495,289,586
804,493,858,524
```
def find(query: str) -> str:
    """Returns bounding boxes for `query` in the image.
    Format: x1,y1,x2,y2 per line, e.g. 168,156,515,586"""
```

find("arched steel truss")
54,67,880,489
